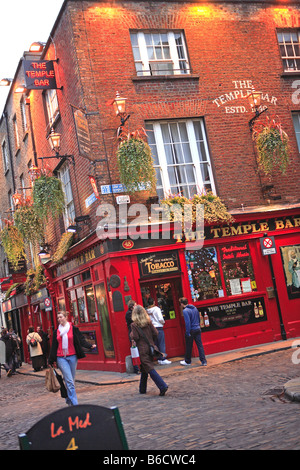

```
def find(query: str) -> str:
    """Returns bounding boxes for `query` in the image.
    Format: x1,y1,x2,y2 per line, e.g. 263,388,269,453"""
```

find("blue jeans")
139,369,168,394
57,355,78,406
155,328,166,360
185,329,206,364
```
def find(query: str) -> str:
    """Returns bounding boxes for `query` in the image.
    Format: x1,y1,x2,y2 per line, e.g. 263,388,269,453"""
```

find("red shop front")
46,206,300,372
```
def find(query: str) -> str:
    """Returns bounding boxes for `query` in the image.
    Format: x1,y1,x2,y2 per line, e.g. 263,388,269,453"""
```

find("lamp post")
247,91,268,131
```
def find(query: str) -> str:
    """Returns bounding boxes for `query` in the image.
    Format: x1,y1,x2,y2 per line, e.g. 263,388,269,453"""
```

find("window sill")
281,71,300,77
132,73,199,83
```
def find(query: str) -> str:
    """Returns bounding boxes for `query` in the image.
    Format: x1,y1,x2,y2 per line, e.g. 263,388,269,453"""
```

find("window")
20,98,28,133
65,270,97,324
292,112,300,151
57,164,75,229
147,119,215,199
20,174,26,197
13,116,20,150
185,243,257,301
277,30,300,72
130,31,190,76
2,140,9,173
45,89,59,127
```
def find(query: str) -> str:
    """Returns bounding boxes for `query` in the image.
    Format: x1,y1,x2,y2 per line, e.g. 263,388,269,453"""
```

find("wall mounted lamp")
111,91,130,129
38,128,75,165
0,78,12,86
67,215,91,233
14,84,27,94
38,243,51,264
247,91,268,131
29,42,45,53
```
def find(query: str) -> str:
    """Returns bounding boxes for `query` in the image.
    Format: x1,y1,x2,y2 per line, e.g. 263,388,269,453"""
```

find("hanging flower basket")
52,232,74,264
14,203,44,245
117,128,157,195
0,224,26,271
32,174,65,221
24,266,46,296
252,116,290,175
161,192,234,226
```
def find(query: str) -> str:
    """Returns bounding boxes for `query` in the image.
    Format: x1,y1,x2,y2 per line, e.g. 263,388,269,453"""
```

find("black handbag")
54,368,68,398
137,327,160,359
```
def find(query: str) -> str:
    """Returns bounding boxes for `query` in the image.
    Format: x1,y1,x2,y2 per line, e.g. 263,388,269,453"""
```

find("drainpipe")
3,111,16,193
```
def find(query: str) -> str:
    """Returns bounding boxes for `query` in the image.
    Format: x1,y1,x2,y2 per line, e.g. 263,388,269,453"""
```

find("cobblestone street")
1,348,299,451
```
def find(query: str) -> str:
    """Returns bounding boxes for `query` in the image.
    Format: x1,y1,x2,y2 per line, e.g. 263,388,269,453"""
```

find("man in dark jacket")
0,329,17,376
179,298,207,366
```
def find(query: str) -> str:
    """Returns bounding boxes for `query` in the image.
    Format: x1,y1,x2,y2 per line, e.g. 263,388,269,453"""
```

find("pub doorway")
140,277,185,358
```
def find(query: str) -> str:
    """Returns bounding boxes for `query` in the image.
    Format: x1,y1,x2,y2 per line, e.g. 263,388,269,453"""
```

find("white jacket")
147,306,165,328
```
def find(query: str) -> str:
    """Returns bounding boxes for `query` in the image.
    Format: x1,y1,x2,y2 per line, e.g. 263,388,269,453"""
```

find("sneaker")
201,362,207,366
158,359,172,365
6,369,12,377
180,360,191,366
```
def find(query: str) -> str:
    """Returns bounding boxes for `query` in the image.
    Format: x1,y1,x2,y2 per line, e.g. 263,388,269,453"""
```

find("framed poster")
280,245,300,299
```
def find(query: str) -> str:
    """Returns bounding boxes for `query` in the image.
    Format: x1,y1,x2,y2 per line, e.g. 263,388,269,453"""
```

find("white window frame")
130,31,190,76
13,116,20,149
277,30,300,72
57,164,75,230
2,140,9,173
292,112,300,151
45,89,59,127
147,119,216,199
20,98,28,133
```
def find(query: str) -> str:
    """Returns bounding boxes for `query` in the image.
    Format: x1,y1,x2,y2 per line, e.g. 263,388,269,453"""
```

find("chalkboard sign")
18,405,128,450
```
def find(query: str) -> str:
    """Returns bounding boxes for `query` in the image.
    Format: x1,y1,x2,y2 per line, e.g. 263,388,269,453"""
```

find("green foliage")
24,265,46,296
14,204,44,244
32,175,65,220
161,192,234,225
253,116,290,175
52,232,74,264
117,130,157,195
0,224,26,271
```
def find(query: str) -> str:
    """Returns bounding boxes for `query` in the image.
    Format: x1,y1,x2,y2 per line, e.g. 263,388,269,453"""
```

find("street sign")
44,297,52,312
260,236,277,256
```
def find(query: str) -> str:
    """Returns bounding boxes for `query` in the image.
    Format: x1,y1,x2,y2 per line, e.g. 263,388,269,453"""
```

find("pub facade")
0,0,300,371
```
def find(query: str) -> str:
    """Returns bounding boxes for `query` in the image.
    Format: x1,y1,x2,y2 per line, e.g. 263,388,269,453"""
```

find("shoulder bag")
136,326,161,359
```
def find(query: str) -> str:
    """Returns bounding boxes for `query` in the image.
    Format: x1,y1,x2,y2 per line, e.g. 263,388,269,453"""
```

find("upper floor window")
45,89,59,128
277,30,300,72
146,119,215,200
13,115,20,150
130,31,190,76
292,112,300,151
2,140,9,173
57,164,75,229
20,98,28,133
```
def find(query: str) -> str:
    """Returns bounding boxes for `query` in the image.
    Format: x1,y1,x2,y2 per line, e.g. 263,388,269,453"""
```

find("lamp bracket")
38,154,75,165
249,107,268,131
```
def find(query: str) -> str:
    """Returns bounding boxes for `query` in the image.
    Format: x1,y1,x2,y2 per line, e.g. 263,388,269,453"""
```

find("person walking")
0,328,17,376
147,298,171,365
130,305,168,396
49,311,96,406
37,325,49,369
179,298,207,367
125,299,139,374
26,327,44,372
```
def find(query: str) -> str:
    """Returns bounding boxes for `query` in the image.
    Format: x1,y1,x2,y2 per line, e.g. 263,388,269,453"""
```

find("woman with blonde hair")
130,305,168,396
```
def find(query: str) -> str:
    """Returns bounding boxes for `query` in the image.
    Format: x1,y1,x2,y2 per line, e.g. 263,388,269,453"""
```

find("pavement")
16,337,300,402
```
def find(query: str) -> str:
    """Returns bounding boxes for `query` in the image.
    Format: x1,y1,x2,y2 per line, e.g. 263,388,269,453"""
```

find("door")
140,278,185,357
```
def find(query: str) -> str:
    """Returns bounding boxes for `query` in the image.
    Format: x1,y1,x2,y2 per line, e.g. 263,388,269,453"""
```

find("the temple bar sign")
23,60,57,89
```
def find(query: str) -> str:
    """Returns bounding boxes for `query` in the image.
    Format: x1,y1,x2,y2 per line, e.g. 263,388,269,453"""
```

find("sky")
0,0,65,114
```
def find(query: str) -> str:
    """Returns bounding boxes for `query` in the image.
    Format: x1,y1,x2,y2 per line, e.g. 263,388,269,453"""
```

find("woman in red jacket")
49,312,96,406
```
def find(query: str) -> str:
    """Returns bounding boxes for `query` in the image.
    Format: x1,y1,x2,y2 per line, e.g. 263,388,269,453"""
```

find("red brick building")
1,0,300,371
